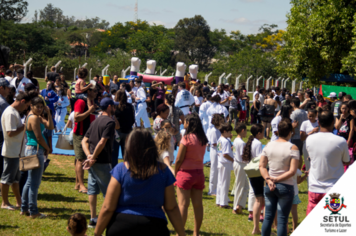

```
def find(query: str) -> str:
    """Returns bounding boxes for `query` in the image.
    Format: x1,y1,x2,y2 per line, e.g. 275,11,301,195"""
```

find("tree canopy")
0,0,28,23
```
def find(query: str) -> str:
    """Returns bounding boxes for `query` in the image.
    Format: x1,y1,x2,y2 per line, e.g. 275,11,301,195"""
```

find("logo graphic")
324,193,347,215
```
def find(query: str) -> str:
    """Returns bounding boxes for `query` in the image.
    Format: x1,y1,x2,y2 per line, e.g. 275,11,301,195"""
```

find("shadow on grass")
43,172,65,176
40,207,91,220
0,225,19,229
42,176,76,183
38,193,86,203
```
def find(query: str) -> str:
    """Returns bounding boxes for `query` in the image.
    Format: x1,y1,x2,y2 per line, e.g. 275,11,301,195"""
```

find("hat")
0,77,10,87
338,92,346,99
100,97,119,109
328,92,337,98
24,83,36,92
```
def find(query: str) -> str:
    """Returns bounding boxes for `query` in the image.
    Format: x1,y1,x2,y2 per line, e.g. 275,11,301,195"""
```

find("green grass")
0,126,308,236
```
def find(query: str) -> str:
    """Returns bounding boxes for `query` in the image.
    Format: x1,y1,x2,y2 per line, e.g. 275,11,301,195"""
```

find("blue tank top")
26,115,47,149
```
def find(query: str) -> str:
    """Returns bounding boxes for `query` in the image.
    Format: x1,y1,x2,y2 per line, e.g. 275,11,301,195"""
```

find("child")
155,130,175,174
67,213,87,236
232,123,248,214
239,91,248,123
55,88,70,132
216,123,234,208
207,113,225,196
290,170,308,232
160,120,178,163
194,89,204,113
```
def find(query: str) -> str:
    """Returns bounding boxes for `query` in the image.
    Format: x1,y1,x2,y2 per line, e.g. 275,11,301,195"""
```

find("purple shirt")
156,88,166,100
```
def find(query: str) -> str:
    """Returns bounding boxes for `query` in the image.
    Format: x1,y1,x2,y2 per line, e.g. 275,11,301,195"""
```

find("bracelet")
265,177,271,181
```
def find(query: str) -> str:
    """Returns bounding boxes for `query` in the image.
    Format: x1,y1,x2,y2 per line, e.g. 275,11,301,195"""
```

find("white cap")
328,92,337,98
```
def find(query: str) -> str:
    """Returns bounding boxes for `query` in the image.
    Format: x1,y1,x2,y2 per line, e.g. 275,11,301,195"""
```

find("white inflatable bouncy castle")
175,62,187,84
130,57,141,76
137,59,174,84
189,64,198,81
145,60,156,75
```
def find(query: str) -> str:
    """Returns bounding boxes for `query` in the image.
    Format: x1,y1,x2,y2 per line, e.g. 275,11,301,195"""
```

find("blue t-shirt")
111,162,176,221
240,99,246,111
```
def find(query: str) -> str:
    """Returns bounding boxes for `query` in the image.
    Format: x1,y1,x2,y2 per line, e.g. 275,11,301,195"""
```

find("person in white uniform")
55,88,70,132
174,82,195,116
133,78,151,129
232,123,249,214
206,95,229,137
216,123,234,208
199,94,212,134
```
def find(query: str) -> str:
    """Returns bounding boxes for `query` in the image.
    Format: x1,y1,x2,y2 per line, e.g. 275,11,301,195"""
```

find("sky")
24,0,291,34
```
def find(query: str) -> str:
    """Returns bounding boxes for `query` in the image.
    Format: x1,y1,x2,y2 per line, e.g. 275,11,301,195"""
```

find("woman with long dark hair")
270,105,293,141
114,90,135,158
175,114,208,236
261,92,277,139
165,93,184,144
243,124,264,235
95,129,186,236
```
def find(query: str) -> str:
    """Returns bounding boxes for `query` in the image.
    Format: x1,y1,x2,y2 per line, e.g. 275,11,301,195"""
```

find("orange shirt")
180,134,206,170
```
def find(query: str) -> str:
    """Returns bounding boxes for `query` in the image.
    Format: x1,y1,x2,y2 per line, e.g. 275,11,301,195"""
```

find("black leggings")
106,213,170,236
155,98,164,111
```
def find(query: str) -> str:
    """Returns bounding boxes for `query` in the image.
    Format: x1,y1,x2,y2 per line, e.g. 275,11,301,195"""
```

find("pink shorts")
306,191,326,215
239,111,247,121
175,169,205,190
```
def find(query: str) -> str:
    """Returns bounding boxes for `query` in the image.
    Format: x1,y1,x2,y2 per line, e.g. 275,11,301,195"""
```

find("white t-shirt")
1,106,23,157
158,150,169,163
213,91,229,106
292,169,303,196
233,137,246,163
271,116,282,141
300,120,318,135
217,136,233,167
251,138,263,159
306,132,350,193
194,96,204,106
208,127,221,148
253,91,259,102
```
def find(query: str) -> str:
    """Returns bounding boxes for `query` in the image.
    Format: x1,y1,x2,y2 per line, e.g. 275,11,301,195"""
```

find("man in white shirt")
10,69,33,96
174,82,195,116
4,70,13,83
1,92,32,210
133,78,151,129
306,110,350,215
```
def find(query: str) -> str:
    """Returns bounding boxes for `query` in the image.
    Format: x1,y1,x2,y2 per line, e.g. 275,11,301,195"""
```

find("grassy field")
0,79,309,235
0,127,309,236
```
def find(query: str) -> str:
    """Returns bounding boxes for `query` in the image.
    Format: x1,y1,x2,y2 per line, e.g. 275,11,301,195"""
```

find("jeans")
20,171,28,196
118,131,130,157
229,108,239,126
262,183,294,236
87,163,112,196
21,146,45,215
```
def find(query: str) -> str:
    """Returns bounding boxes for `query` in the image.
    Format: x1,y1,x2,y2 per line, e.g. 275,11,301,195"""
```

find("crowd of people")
0,64,353,236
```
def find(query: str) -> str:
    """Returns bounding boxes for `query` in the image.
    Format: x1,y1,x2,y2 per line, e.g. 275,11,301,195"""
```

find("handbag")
19,115,40,172
56,124,74,150
244,155,265,178
257,105,266,117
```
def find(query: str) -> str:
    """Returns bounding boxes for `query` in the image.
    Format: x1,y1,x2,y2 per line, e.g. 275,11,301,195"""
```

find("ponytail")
242,124,263,162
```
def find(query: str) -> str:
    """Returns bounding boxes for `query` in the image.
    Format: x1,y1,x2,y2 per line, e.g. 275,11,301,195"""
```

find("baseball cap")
0,77,10,87
338,92,346,99
100,97,119,109
328,92,337,98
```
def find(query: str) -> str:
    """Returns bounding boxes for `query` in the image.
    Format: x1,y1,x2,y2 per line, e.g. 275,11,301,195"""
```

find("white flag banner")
292,163,356,235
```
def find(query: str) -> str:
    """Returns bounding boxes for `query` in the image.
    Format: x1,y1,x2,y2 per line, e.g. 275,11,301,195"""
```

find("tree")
39,3,64,25
277,0,356,84
0,0,28,23
174,15,214,71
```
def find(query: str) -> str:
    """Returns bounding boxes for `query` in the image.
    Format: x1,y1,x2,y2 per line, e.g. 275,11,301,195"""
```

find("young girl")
290,170,308,232
232,123,248,214
152,104,170,135
336,102,355,171
239,91,248,123
67,213,87,236
75,68,92,99
160,120,178,163
55,88,70,132
216,123,234,208
207,113,225,196
243,124,264,234
155,130,175,174
194,89,204,113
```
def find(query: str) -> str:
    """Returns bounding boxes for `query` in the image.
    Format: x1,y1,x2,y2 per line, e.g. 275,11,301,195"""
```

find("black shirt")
47,72,59,82
203,86,210,94
85,116,115,164
149,88,157,98
115,104,135,133
30,78,39,89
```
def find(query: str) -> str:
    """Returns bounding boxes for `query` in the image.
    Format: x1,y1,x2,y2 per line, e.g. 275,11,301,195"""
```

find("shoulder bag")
19,115,40,171
243,155,268,178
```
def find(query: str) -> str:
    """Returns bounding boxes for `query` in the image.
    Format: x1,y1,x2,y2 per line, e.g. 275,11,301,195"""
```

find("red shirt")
73,99,95,135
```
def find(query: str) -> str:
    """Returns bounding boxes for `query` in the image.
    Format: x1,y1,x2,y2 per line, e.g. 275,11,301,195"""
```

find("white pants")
216,164,232,206
203,122,209,135
135,105,151,128
55,108,67,131
208,147,218,195
233,162,249,210
248,181,256,212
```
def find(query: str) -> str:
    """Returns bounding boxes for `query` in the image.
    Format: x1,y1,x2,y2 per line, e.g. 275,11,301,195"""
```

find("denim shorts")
1,157,20,185
293,194,301,205
87,163,112,196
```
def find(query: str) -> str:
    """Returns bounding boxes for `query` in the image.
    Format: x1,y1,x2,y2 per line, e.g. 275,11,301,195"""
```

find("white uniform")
212,91,230,107
207,126,221,195
232,137,249,210
216,136,233,206
135,86,150,128
126,90,132,104
10,77,33,96
55,95,70,131
199,101,212,134
174,89,195,116
206,102,229,138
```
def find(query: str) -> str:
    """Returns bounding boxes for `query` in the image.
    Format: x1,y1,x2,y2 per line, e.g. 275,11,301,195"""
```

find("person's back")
47,71,59,83
306,132,349,193
290,108,307,140
180,134,206,170
75,78,85,94
115,104,135,134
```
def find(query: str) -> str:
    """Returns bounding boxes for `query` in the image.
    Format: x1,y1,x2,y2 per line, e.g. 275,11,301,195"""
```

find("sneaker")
260,215,264,223
248,214,253,222
88,218,97,228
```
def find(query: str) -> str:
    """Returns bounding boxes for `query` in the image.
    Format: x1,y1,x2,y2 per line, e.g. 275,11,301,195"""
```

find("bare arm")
67,88,71,99
79,80,92,92
74,104,95,122
163,156,175,174
81,136,90,157
260,155,275,191
174,143,187,175
114,116,120,130
164,185,186,236
40,107,54,130
300,131,307,142
347,119,354,146
94,177,121,236
91,137,108,160
7,125,24,137
335,116,343,130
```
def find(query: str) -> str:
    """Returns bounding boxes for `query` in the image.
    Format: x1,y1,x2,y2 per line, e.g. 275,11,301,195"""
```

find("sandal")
79,189,88,194
1,205,16,211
